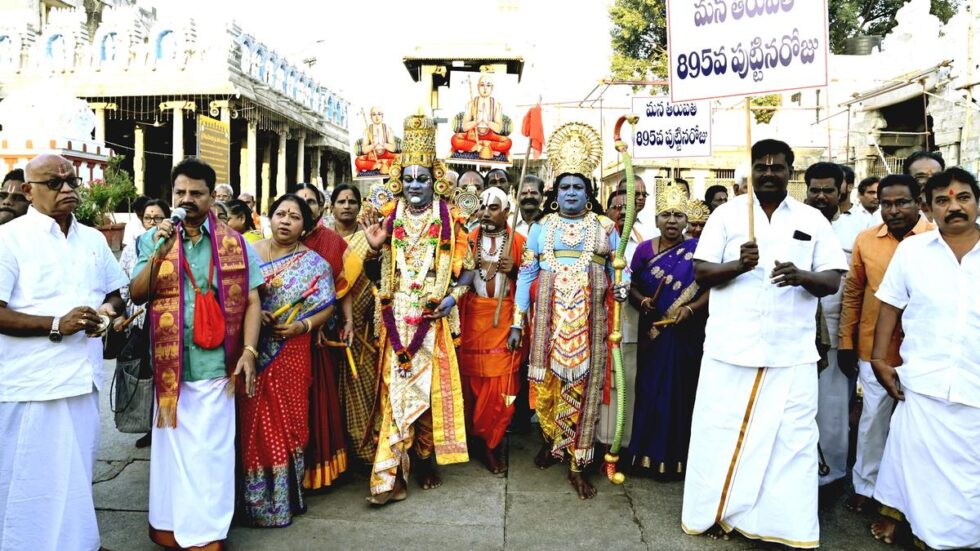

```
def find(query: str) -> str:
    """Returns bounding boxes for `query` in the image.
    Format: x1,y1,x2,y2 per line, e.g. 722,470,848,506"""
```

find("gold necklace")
264,240,300,288
542,213,599,295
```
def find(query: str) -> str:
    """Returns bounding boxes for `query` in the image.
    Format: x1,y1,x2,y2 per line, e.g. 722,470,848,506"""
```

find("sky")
163,0,617,145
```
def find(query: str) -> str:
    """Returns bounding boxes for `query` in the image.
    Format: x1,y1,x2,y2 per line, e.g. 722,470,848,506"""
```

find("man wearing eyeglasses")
903,151,945,223
837,174,932,519
0,154,128,551
0,169,28,225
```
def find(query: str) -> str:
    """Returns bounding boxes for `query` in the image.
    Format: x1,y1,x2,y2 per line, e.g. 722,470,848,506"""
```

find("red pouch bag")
181,253,225,350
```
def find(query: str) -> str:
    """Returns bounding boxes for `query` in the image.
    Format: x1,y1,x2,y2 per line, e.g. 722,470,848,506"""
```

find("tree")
609,0,961,86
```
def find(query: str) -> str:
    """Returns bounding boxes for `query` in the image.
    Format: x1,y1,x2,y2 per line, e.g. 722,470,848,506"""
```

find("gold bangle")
243,345,259,359
303,319,312,334
512,308,526,329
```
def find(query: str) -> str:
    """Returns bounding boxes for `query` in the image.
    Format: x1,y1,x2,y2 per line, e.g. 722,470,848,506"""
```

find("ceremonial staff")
492,140,533,327
603,114,639,485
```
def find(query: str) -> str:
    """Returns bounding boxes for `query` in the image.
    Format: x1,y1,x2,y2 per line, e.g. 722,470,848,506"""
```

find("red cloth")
521,104,545,160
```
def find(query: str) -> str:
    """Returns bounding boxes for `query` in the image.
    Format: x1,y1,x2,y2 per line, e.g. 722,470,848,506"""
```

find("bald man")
0,154,128,550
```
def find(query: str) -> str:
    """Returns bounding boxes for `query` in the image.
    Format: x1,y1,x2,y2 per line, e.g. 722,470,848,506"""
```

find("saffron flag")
521,104,545,160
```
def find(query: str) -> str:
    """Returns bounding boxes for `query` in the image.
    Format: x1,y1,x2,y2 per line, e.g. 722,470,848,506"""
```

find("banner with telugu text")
631,96,712,159
196,115,230,184
666,0,829,102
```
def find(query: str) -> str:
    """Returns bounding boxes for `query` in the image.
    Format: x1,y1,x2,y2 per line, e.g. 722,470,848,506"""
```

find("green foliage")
609,0,668,93
829,0,960,53
752,94,782,124
608,0,961,84
75,155,137,227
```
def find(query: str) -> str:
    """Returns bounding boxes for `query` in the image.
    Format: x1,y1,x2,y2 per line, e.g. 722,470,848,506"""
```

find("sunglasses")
26,177,83,190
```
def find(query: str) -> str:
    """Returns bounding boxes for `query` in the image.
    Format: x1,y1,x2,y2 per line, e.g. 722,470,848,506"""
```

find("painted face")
477,76,494,98
0,178,29,224
709,190,728,211
930,180,978,235
25,155,80,220
656,209,688,241
459,171,484,194
402,165,434,207
271,198,305,244
616,178,648,213
556,174,589,215
332,189,359,224
370,107,383,125
295,187,322,220
752,152,791,201
687,220,705,238
860,182,880,211
172,175,214,225
142,205,166,230
486,169,509,191
805,177,840,220
478,198,508,232
878,183,920,237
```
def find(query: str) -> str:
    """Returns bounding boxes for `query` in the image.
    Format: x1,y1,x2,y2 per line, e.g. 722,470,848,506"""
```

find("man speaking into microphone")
129,157,263,550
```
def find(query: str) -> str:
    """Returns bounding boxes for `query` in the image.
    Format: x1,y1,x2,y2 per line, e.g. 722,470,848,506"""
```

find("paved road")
94,363,881,550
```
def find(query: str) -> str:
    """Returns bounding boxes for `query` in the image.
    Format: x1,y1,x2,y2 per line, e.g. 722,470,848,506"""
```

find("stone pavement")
94,363,882,550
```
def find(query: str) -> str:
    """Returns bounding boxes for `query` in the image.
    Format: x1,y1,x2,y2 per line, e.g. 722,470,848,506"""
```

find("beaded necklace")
541,212,599,294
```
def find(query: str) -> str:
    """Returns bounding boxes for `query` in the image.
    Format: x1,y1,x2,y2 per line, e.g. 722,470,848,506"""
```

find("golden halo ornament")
452,187,480,218
368,182,395,211
547,122,602,178
655,180,689,216
685,199,710,223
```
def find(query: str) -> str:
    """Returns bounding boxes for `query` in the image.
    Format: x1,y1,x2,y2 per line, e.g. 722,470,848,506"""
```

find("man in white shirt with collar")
514,175,544,238
836,176,882,257
682,140,848,548
870,167,980,550
0,154,128,551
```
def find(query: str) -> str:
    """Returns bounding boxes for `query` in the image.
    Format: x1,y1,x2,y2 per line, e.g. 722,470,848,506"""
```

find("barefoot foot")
366,478,407,506
568,469,597,500
845,494,870,514
704,524,731,541
485,445,507,476
534,442,558,470
871,517,901,545
417,456,443,490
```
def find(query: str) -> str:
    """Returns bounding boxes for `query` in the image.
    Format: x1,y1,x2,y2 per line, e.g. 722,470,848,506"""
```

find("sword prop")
604,114,639,485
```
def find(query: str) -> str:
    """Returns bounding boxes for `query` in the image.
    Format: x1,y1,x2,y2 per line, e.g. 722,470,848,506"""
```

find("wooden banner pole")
745,96,755,241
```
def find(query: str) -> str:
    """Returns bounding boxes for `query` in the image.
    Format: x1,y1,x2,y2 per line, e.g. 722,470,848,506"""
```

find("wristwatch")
49,316,63,343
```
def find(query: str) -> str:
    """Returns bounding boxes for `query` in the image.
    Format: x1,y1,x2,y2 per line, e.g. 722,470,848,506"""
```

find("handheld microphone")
152,207,187,253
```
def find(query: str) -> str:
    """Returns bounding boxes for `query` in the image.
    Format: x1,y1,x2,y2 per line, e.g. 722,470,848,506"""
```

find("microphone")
152,207,187,253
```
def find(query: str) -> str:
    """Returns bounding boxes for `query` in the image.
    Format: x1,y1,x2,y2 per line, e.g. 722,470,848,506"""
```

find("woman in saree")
226,199,264,243
627,183,708,480
329,183,380,463
240,194,336,527
294,183,363,488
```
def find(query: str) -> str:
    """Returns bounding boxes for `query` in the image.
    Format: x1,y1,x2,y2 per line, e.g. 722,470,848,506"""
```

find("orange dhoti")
458,294,525,450
451,130,513,157
355,150,397,173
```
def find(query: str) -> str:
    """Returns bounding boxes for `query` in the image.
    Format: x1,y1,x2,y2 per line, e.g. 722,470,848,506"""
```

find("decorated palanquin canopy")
546,122,602,179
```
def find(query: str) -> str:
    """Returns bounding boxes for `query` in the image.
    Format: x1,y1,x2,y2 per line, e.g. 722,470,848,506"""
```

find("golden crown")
656,180,689,215
398,111,437,168
547,122,602,179
685,199,710,223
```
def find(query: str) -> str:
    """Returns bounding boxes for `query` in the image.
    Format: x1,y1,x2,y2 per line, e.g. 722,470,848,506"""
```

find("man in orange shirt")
458,187,526,475
837,174,933,514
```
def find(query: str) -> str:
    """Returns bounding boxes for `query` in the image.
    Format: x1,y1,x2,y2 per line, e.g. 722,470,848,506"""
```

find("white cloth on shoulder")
874,389,980,550
682,358,819,549
0,391,101,551
149,378,235,549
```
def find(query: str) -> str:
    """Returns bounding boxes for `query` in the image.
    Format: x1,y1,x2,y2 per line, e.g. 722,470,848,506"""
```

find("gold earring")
586,201,593,211
550,201,559,211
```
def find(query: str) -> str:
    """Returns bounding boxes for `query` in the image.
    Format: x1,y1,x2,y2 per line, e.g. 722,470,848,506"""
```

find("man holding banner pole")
681,140,847,548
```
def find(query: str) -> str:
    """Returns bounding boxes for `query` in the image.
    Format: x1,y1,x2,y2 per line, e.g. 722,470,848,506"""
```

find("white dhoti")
852,359,893,497
149,379,235,549
0,391,100,551
682,358,819,549
816,350,849,485
597,342,636,447
873,389,980,550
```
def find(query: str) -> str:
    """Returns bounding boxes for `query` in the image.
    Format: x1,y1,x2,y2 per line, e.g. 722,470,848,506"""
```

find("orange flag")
521,104,545,160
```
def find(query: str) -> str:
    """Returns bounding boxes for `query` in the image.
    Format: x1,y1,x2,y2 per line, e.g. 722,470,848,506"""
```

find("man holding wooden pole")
681,140,848,548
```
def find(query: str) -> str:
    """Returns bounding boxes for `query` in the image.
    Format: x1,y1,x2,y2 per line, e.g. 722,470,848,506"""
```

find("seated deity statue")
355,106,402,177
449,74,513,162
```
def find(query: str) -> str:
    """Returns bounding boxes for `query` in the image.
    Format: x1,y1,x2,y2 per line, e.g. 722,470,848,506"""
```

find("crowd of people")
0,114,977,550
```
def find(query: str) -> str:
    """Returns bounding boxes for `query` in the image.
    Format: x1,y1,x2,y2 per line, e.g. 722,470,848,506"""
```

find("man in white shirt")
870,167,980,550
836,176,882,257
0,154,128,551
802,162,851,490
514,175,544,238
682,140,847,548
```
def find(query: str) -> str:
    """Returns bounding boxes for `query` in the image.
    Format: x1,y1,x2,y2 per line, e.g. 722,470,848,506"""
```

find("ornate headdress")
685,199,710,223
547,122,602,179
655,180,688,215
387,110,452,197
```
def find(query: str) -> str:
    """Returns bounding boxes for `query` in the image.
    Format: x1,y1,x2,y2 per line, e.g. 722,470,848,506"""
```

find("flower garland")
379,198,453,375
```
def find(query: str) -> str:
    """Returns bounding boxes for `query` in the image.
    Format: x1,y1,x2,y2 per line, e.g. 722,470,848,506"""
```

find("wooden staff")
492,139,534,327
745,96,755,240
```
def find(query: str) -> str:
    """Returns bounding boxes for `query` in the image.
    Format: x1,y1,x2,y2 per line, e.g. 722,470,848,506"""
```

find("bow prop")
604,114,639,485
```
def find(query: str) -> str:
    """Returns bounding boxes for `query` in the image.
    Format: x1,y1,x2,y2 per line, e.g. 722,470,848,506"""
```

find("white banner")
630,96,712,159
666,0,829,102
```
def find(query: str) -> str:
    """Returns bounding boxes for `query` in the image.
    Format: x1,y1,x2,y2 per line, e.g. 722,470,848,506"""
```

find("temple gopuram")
0,1,350,212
